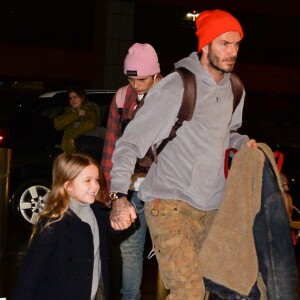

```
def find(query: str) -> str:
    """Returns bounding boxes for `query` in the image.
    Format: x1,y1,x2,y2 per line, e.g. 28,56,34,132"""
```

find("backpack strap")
156,67,196,156
230,73,244,113
116,84,130,108
176,67,197,121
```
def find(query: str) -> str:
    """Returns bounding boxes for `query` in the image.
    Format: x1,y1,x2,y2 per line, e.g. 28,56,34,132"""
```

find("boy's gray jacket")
110,52,250,210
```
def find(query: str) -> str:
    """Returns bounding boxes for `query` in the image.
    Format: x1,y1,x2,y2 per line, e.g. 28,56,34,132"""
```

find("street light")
187,11,199,22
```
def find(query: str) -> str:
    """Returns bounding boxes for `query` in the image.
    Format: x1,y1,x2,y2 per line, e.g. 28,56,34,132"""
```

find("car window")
86,92,115,127
38,91,115,127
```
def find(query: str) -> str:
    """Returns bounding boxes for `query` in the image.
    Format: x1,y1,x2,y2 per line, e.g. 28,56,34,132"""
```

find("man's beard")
207,51,237,73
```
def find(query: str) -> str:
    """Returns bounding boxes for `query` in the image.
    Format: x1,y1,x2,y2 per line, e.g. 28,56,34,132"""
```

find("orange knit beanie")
195,9,244,52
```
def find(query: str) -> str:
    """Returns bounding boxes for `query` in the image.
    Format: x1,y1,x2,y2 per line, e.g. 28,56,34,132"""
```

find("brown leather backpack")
120,67,243,174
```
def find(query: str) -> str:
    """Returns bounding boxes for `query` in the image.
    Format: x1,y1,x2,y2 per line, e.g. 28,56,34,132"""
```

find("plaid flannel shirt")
101,85,138,189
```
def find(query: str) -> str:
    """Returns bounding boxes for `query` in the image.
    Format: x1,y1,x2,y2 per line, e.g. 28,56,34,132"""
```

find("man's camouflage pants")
145,199,217,300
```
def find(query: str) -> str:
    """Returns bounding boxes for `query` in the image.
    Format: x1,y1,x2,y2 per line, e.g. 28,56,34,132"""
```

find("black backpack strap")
230,72,244,113
156,67,196,156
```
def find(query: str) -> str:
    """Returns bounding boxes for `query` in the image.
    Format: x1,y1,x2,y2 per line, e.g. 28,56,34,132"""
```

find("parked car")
0,89,115,229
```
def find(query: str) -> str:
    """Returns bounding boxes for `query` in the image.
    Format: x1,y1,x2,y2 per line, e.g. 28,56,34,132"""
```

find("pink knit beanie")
195,9,244,52
124,43,160,77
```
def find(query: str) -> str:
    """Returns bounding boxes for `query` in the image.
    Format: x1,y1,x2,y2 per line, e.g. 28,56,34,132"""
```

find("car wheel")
11,179,51,229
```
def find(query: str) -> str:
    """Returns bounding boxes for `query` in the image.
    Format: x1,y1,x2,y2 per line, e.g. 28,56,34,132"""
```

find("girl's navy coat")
12,202,112,300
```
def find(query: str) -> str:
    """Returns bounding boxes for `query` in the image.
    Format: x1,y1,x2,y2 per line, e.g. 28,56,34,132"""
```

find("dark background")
0,0,299,177
0,0,299,92
0,1,300,298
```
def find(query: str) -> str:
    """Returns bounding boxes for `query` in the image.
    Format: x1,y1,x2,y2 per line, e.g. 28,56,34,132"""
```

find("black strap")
119,95,146,134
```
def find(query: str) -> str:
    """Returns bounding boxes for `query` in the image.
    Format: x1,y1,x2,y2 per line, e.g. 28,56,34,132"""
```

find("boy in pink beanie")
101,42,162,300
124,43,160,77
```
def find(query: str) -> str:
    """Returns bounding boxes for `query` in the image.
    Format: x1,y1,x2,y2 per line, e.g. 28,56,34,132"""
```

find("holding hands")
110,197,137,230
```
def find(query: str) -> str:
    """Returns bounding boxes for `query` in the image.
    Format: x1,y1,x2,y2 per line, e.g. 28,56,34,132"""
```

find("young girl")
12,152,112,300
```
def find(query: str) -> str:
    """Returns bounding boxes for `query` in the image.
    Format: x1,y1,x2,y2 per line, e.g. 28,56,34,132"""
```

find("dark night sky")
133,3,300,74
1,0,299,69
0,0,95,49
0,1,299,152
0,0,299,95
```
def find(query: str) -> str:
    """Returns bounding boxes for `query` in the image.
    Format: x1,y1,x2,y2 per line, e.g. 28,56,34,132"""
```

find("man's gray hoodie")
110,52,249,210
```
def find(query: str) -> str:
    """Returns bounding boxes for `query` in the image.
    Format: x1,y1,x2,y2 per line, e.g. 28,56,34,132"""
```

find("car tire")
11,179,51,229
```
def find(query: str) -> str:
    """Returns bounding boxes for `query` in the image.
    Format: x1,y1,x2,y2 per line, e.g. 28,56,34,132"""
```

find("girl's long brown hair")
31,152,106,238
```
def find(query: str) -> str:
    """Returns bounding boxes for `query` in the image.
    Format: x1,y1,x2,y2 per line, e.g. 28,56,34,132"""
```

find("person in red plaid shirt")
101,43,162,300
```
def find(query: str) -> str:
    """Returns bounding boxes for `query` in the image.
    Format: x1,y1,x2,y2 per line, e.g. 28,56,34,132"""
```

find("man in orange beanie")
109,9,259,299
195,9,244,52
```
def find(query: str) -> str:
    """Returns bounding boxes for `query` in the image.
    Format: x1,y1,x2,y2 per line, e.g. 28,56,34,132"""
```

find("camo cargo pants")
145,199,217,300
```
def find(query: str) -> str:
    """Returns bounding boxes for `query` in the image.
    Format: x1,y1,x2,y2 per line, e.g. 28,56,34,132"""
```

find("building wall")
103,0,135,89
0,0,109,89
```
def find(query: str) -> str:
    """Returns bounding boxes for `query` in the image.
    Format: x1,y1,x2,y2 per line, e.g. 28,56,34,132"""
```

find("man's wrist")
109,192,127,201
